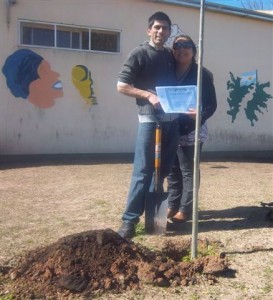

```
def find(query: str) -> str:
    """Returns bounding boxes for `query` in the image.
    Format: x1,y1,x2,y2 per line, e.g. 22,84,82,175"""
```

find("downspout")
6,0,16,27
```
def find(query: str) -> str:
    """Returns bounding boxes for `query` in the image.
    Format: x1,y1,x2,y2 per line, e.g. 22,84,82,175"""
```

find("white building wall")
0,0,272,155
202,11,273,151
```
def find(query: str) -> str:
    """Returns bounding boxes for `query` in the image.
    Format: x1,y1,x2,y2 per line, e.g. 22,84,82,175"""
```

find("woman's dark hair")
148,11,171,29
173,34,197,61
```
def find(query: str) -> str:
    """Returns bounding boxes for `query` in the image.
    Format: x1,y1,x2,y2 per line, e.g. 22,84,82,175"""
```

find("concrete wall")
0,0,272,155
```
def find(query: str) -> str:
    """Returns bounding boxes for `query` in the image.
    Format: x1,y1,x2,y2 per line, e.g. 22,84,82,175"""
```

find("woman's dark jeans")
167,143,203,215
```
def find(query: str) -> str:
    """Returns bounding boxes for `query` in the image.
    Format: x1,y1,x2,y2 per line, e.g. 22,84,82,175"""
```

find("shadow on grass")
0,153,134,170
166,205,273,235
1,151,273,170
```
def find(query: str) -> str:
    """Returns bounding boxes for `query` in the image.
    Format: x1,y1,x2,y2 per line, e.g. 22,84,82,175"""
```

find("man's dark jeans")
121,119,179,224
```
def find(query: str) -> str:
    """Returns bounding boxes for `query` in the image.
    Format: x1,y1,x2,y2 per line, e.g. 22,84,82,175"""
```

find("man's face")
147,20,171,48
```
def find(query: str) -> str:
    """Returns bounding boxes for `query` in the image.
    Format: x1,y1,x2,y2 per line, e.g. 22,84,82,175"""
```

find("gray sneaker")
118,221,135,239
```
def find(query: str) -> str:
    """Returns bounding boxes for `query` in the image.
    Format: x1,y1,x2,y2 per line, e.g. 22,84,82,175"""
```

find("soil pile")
0,229,230,299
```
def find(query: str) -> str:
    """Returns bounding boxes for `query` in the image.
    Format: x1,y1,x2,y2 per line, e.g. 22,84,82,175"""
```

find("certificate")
155,85,197,113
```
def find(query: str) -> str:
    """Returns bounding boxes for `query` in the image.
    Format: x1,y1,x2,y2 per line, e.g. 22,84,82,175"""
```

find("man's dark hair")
148,11,171,29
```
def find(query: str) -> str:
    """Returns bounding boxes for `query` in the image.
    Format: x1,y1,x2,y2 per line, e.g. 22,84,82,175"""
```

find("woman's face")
173,38,194,66
28,60,63,108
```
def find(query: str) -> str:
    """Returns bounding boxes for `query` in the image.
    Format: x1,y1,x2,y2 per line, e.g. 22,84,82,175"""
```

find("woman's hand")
183,108,196,119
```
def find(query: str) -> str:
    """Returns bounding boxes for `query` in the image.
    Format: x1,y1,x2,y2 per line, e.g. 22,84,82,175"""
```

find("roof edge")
152,0,273,22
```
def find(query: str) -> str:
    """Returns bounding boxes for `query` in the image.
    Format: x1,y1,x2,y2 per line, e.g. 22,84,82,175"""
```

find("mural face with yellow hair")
72,65,97,105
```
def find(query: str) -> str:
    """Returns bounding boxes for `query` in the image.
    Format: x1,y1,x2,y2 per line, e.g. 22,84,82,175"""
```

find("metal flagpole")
191,0,206,259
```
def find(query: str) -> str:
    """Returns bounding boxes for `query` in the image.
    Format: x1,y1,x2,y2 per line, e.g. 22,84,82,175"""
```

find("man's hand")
117,81,162,109
147,92,162,110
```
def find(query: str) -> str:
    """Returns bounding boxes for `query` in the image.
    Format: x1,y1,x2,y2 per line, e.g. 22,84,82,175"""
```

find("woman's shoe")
167,208,177,218
171,211,187,222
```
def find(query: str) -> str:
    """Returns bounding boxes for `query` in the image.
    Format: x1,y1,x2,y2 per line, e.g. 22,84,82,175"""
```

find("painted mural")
72,65,97,105
166,24,184,47
2,49,63,109
227,71,272,126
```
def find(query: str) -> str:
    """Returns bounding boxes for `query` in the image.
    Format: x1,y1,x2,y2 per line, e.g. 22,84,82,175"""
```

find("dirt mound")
0,229,230,299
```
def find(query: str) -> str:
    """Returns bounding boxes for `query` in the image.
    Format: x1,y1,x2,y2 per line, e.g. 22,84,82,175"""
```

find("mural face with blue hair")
2,49,63,109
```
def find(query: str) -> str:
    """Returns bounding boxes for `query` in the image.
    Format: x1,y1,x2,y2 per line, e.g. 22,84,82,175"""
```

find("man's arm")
117,81,161,110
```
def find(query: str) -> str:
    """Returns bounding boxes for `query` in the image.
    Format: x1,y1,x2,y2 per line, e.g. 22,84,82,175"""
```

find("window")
21,23,54,47
19,20,121,53
91,30,120,52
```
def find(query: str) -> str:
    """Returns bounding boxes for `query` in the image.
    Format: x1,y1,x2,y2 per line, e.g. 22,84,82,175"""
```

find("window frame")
19,19,121,54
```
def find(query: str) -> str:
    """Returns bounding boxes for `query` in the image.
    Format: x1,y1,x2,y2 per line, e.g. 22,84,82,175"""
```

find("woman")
167,34,217,222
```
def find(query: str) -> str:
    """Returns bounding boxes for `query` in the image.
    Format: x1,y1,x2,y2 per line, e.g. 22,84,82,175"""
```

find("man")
117,11,179,239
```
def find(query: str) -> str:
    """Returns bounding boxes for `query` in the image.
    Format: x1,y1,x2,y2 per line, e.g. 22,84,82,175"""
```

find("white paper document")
155,85,197,113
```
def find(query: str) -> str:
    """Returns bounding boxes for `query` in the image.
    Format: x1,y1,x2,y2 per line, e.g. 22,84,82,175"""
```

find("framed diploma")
155,85,197,113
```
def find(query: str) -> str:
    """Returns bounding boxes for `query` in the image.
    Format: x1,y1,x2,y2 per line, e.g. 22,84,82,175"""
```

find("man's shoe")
118,222,135,239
